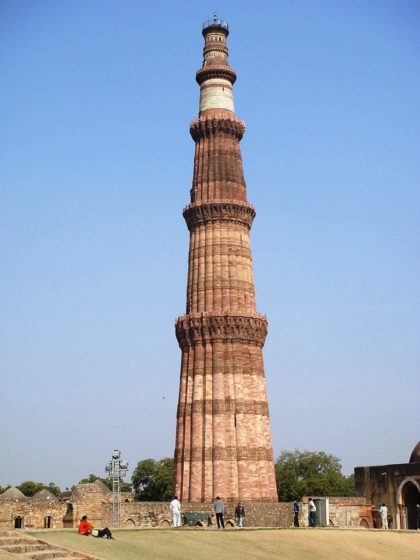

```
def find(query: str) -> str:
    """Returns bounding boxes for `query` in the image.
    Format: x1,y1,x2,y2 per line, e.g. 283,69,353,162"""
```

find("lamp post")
105,449,129,528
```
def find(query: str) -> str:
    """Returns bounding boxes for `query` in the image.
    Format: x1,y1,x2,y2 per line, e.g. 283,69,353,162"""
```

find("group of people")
171,496,314,530
292,498,316,527
170,495,246,528
76,497,245,536
79,497,420,533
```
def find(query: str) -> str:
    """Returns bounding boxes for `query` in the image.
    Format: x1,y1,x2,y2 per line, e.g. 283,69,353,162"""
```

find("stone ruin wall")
300,497,372,528
355,459,420,529
328,497,372,528
68,485,113,528
71,495,372,530
0,499,67,529
117,501,292,528
0,483,372,529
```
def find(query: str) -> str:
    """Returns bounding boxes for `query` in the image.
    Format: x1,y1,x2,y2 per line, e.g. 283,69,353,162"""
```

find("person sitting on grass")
78,515,92,536
78,515,113,539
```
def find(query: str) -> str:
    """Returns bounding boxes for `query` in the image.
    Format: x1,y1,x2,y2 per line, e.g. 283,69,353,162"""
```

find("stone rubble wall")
355,461,420,529
0,500,67,529
101,500,293,529
0,483,372,529
117,501,292,528
70,491,111,529
328,497,372,528
299,497,372,528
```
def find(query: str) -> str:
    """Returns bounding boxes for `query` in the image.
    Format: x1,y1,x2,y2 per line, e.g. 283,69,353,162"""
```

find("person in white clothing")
170,495,182,528
308,498,317,527
379,503,388,529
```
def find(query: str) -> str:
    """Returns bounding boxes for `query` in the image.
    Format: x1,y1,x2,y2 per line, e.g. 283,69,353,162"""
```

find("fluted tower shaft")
174,17,278,503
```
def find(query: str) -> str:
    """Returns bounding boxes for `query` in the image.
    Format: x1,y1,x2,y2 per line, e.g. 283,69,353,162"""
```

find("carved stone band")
175,314,268,349
203,44,228,57
196,65,237,86
174,446,274,462
177,399,269,418
183,201,255,230
190,114,245,141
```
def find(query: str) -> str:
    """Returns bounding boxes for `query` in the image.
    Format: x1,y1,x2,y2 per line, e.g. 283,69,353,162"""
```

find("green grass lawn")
29,528,420,560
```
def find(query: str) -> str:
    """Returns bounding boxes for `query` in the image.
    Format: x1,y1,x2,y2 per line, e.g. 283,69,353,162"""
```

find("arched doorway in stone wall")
401,480,420,529
14,516,23,529
44,516,52,528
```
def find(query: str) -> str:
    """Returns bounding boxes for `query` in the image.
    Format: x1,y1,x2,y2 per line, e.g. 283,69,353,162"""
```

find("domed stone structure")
32,489,59,502
409,441,420,463
355,443,420,529
0,487,26,500
93,479,111,493
71,481,110,499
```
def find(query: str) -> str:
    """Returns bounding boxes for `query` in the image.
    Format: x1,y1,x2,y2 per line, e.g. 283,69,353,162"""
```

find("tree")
45,482,61,496
78,474,132,492
131,458,174,501
275,450,356,502
16,481,61,497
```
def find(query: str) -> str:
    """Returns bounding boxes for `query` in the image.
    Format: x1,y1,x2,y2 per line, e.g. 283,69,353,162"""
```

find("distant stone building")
0,487,66,530
354,441,420,529
0,481,136,530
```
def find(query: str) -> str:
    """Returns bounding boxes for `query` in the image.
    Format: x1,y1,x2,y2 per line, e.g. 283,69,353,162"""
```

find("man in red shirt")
78,515,113,539
78,516,92,536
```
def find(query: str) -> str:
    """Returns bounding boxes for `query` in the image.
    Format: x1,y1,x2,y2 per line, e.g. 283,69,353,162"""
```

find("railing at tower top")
202,18,229,31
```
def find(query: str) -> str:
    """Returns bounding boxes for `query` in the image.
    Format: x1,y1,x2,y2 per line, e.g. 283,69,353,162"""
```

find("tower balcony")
202,17,229,35
196,64,237,86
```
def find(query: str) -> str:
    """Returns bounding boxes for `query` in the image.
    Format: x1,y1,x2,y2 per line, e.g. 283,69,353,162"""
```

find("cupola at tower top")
202,13,229,36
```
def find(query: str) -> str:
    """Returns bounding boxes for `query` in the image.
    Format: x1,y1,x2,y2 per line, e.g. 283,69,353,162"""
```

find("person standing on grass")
293,499,300,527
380,503,388,529
308,498,316,527
235,503,245,528
214,496,225,529
170,495,182,527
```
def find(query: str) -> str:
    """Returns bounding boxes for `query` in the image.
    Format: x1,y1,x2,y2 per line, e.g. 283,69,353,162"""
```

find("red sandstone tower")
174,16,278,503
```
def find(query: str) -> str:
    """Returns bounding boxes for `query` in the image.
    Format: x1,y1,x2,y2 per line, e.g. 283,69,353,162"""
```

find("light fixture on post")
105,449,129,528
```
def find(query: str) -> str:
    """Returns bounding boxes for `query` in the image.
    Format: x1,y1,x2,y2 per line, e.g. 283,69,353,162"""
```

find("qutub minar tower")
174,16,278,503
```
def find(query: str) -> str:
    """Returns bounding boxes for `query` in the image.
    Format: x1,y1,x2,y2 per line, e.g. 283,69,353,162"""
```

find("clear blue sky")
1,0,419,489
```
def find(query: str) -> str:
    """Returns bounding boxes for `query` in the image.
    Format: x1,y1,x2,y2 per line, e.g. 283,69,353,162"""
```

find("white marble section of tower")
198,27,235,113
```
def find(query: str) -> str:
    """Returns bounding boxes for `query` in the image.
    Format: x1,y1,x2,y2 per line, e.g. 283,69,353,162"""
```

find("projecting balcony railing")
182,199,256,214
175,311,268,323
202,18,229,31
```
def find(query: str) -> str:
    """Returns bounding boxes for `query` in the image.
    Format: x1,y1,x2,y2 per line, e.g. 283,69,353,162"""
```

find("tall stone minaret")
174,15,278,503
